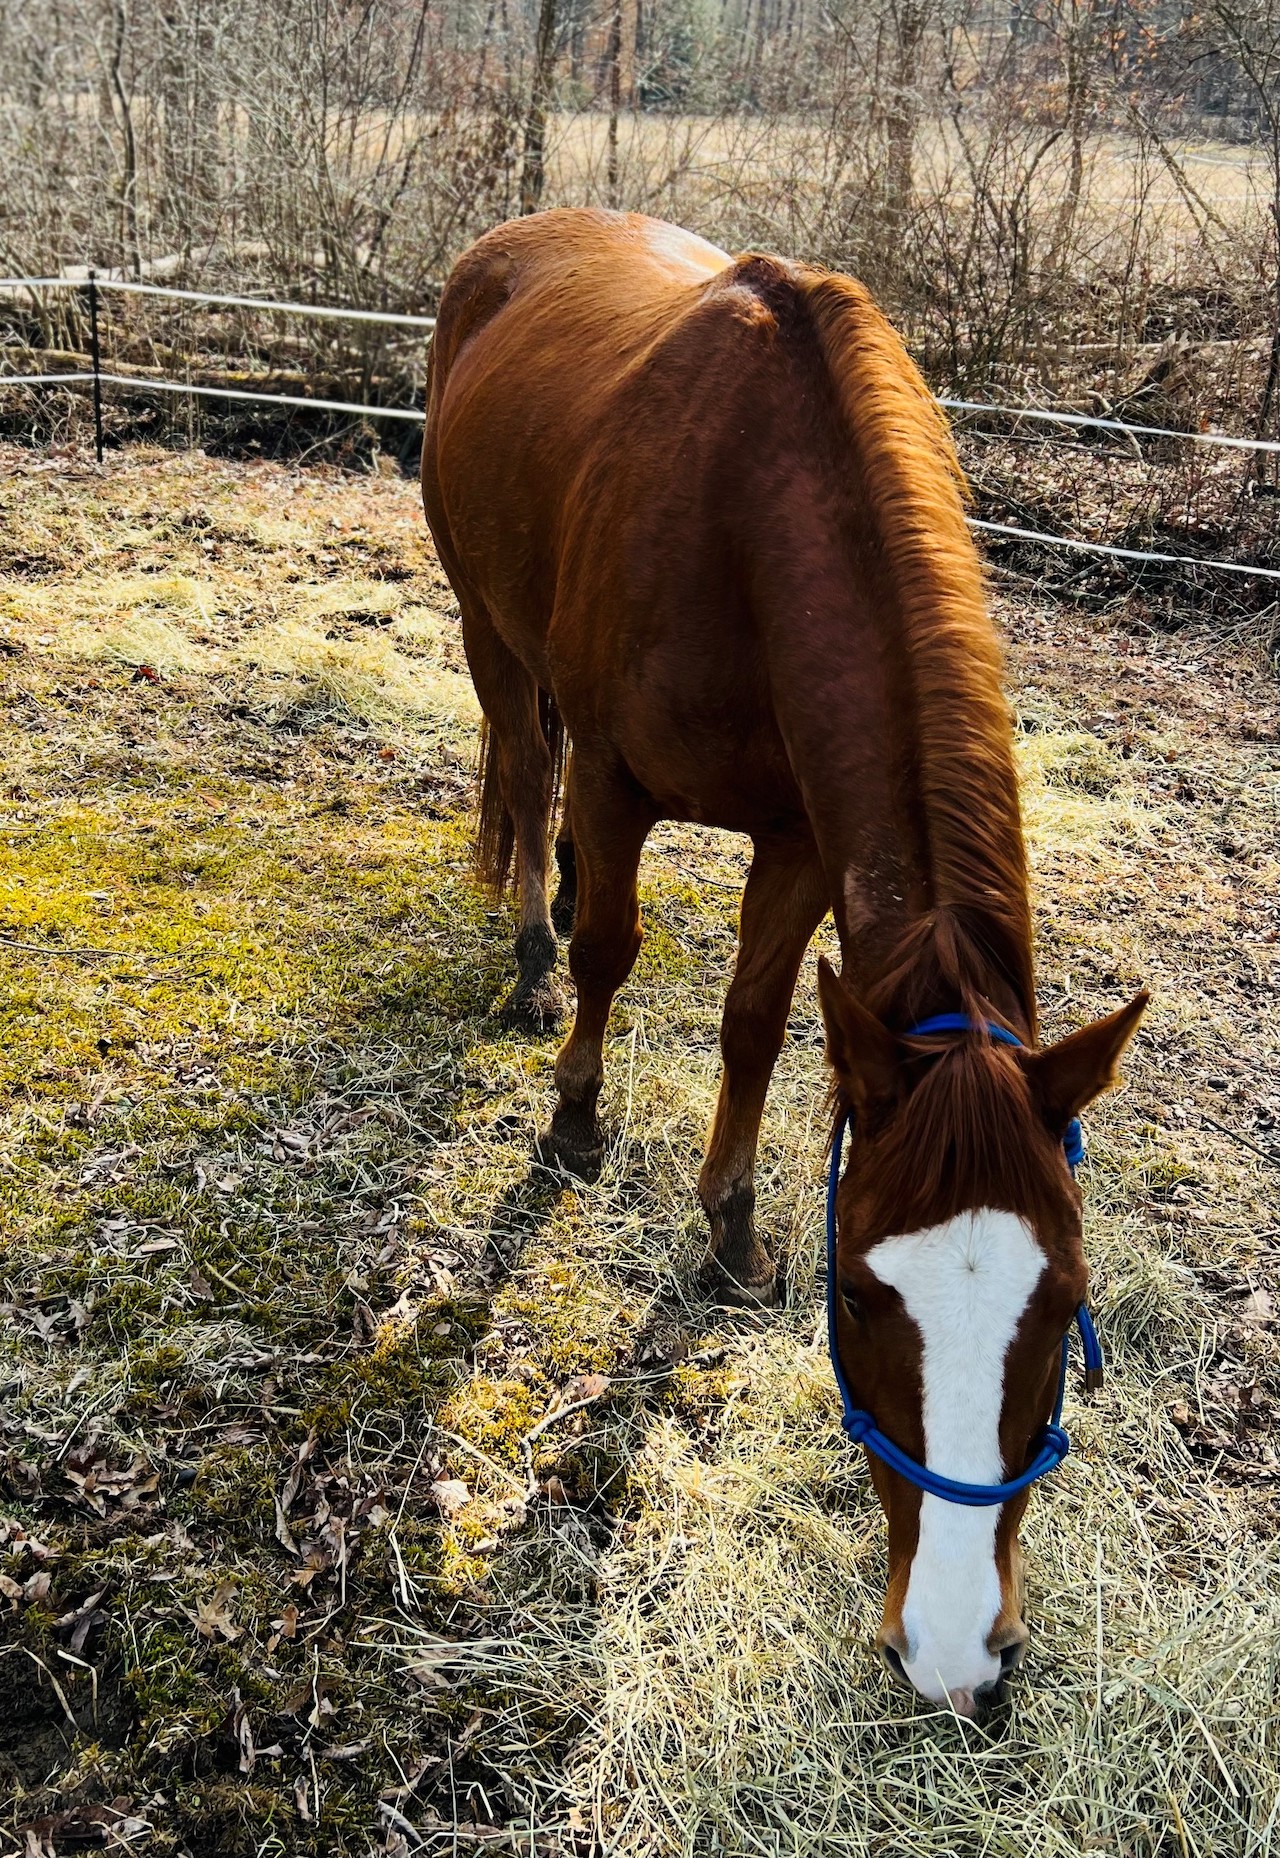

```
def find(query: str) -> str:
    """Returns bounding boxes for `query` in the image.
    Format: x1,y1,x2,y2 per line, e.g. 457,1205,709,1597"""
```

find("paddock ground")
0,444,1277,1857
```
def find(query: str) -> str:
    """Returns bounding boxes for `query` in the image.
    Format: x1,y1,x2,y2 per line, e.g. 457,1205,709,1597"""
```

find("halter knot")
1040,1425,1071,1464
826,1013,1103,1509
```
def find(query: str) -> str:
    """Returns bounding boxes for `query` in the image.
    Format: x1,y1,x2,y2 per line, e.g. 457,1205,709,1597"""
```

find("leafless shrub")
1,0,1278,489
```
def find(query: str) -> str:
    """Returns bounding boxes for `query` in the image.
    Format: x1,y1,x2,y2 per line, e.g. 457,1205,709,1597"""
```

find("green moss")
499,1268,624,1381
442,1376,541,1465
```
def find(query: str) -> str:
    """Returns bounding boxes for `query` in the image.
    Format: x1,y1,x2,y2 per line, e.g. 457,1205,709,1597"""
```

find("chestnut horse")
422,209,1146,1715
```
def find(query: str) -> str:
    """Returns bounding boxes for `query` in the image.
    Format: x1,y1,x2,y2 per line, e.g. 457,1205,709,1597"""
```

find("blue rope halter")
826,1014,1104,1508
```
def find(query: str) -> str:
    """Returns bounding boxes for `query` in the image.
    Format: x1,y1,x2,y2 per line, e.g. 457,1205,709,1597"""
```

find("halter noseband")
826,1014,1104,1508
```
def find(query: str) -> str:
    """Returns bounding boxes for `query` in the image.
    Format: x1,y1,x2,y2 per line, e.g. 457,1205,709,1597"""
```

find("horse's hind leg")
463,601,566,1030
539,754,655,1179
699,837,829,1308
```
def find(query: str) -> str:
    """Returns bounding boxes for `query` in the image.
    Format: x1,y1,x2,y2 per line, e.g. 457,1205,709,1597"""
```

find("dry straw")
367,701,1278,1857
375,997,1278,1854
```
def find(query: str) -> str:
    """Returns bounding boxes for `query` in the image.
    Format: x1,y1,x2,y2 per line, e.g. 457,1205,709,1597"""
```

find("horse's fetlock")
514,919,557,979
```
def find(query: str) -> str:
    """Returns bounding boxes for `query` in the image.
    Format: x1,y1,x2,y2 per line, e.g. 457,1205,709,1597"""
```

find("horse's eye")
839,1282,864,1321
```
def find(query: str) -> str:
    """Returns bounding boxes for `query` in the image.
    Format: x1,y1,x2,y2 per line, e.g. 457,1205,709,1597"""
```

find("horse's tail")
474,688,566,894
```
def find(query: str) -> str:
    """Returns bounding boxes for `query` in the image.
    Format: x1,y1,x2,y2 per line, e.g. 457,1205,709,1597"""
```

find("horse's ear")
1024,992,1148,1134
816,957,899,1107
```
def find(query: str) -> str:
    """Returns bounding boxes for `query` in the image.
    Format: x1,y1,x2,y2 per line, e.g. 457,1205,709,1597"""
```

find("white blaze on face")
866,1210,1045,1708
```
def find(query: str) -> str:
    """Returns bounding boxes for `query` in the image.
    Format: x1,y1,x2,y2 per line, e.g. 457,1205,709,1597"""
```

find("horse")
421,208,1146,1716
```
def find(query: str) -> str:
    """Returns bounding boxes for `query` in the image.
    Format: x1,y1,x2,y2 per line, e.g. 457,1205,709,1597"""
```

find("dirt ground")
0,444,1277,1857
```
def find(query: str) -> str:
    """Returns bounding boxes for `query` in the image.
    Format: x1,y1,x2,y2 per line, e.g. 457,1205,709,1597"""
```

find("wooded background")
3,0,1280,552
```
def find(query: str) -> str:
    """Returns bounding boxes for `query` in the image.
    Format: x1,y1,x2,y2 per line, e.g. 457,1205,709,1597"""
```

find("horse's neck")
750,495,1033,1029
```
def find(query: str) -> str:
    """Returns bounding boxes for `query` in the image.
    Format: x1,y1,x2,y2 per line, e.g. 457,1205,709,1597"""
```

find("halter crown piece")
826,1015,1104,1509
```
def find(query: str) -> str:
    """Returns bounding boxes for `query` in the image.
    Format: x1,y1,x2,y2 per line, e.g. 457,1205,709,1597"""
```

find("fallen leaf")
429,1477,470,1518
558,1372,611,1409
271,1603,300,1640
1239,1289,1274,1327
187,1577,242,1642
229,1686,256,1775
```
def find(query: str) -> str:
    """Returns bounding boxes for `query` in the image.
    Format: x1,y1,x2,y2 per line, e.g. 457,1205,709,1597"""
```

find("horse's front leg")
538,756,655,1180
699,837,829,1307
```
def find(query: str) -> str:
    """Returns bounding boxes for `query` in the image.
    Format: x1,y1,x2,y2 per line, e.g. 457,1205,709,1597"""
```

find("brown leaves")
63,1446,158,1519
274,1431,319,1557
185,1576,243,1643
428,1476,470,1518
229,1686,257,1775
268,1103,378,1168
77,1144,141,1187
1237,1287,1274,1328
266,1603,300,1653
15,1803,151,1856
55,1591,110,1656
12,1295,91,1346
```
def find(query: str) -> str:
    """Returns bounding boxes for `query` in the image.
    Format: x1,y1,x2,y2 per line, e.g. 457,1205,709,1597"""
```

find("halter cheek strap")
826,1016,1103,1509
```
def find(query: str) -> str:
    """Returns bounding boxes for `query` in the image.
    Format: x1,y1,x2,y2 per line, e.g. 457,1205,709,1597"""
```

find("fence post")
87,269,104,464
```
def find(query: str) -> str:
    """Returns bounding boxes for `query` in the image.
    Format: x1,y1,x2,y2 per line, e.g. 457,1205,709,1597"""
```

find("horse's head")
817,959,1146,1717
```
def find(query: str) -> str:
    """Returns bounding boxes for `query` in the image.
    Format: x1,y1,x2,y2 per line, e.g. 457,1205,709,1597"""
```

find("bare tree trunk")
606,0,623,207
883,0,926,292
474,0,497,96
521,0,560,214
1046,0,1096,284
1256,197,1280,484
102,0,142,276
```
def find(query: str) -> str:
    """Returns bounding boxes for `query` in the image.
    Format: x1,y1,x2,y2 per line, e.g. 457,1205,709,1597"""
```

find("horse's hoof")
699,1255,784,1311
535,1118,603,1184
500,978,568,1034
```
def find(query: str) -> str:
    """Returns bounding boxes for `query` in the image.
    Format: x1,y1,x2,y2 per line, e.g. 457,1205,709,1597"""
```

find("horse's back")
423,211,868,824
422,212,796,706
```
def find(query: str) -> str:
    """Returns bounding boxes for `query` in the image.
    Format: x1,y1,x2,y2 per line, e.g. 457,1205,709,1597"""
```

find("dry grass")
546,112,1269,232
0,445,1277,1857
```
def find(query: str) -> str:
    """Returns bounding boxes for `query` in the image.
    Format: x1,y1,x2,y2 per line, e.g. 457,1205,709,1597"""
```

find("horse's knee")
719,978,789,1076
568,918,641,998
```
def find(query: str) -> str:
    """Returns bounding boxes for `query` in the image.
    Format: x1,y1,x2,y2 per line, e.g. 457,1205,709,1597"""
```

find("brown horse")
422,208,1146,1715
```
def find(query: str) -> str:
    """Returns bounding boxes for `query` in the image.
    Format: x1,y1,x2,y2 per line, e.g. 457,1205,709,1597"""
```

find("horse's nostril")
882,1645,907,1684
999,1641,1024,1675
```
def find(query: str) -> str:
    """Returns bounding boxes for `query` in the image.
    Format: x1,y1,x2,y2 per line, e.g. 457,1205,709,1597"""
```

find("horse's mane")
797,268,1036,1035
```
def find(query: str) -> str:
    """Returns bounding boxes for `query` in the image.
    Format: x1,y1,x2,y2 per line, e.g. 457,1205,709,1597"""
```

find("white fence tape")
942,397,1280,456
968,518,1280,583
0,275,436,329
1,369,423,422
2,274,1276,454
3,279,1279,585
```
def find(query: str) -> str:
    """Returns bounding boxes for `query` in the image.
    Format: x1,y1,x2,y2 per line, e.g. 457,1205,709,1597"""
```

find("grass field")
0,444,1278,1857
